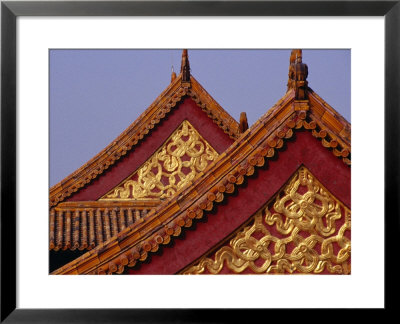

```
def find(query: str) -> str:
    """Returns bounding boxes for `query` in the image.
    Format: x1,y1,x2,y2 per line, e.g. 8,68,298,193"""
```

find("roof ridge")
308,88,351,143
51,87,352,274
50,49,353,274
49,74,240,207
52,92,300,274
189,76,240,136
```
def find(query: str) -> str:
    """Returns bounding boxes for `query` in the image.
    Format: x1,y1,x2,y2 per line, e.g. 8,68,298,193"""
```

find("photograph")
49,49,351,275
1,0,395,319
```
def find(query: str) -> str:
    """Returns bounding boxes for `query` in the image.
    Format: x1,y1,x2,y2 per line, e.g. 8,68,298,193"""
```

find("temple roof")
52,50,351,274
49,50,241,208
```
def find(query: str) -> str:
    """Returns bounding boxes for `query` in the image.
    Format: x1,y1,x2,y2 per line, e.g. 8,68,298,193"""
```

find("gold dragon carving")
100,120,219,201
183,167,351,274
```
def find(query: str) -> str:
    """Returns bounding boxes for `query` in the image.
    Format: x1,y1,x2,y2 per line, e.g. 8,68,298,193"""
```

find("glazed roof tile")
52,84,351,275
49,74,240,208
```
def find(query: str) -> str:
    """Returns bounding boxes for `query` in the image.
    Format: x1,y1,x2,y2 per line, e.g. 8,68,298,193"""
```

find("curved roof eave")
52,86,351,275
49,75,241,208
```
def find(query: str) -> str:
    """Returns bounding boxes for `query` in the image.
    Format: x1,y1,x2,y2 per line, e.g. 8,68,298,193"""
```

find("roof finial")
171,65,177,82
180,49,190,82
287,49,309,100
239,112,249,133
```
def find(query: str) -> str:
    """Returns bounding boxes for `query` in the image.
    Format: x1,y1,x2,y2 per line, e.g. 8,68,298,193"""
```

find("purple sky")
50,49,350,187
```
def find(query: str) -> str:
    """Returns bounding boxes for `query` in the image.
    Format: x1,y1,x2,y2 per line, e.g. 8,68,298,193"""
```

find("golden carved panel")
100,120,219,201
182,167,351,274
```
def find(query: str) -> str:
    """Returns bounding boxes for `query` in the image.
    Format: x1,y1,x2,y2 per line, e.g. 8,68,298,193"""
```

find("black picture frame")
1,0,398,322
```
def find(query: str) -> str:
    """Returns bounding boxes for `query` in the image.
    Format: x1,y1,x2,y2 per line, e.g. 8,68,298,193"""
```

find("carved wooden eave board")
52,84,351,275
49,74,240,209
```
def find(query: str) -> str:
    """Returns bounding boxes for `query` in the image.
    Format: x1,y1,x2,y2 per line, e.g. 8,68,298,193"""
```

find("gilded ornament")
182,167,351,274
100,120,219,200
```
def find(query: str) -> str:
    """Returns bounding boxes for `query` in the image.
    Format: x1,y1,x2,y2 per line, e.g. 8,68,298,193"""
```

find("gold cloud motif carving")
182,166,351,274
100,120,219,201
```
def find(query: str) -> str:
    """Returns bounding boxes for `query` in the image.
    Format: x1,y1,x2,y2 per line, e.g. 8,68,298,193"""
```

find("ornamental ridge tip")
287,49,309,101
171,65,177,82
239,112,249,133
180,49,190,82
